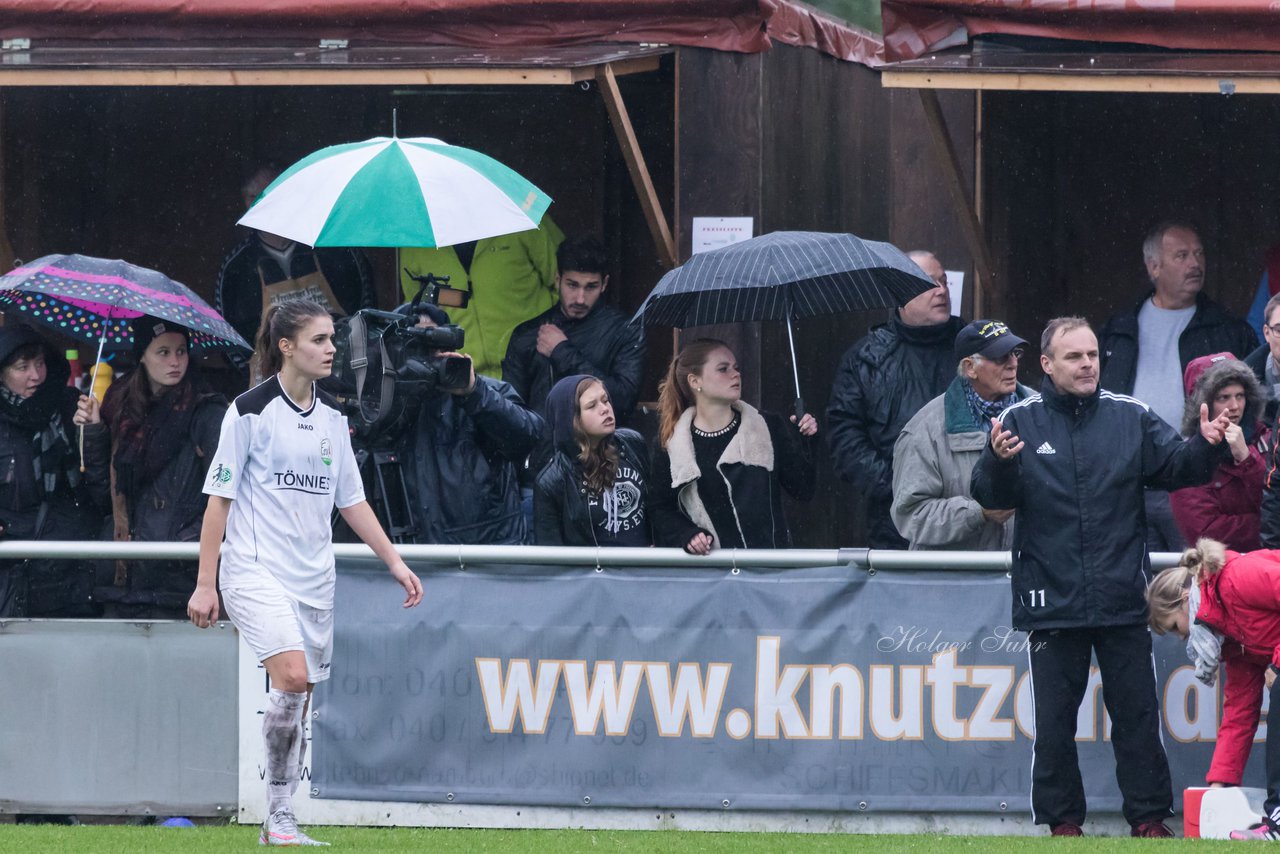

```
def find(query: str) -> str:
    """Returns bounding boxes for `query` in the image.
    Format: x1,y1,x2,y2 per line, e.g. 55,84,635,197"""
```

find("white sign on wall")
692,217,753,254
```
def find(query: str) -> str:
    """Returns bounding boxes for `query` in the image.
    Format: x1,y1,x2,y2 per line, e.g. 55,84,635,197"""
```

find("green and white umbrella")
237,136,552,248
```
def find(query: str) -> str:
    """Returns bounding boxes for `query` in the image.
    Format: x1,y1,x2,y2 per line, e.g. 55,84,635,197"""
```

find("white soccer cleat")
259,809,330,846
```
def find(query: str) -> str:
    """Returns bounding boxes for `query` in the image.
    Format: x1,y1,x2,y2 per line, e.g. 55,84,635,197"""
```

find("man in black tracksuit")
972,316,1230,839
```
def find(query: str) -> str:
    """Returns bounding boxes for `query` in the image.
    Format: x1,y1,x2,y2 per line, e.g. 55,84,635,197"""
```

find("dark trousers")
1027,624,1172,827
1265,679,1280,825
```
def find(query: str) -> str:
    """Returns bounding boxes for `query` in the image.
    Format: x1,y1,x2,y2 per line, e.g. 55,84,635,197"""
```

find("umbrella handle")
793,397,806,424
79,423,85,473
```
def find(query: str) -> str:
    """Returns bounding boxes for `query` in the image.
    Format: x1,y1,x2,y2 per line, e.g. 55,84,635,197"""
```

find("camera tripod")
353,447,419,544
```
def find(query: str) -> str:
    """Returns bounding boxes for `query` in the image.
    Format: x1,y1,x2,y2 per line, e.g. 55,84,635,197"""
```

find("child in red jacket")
1148,539,1280,840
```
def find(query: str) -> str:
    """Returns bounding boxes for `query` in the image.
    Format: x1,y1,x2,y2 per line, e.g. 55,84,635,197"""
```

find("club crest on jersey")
320,438,333,467
210,463,232,485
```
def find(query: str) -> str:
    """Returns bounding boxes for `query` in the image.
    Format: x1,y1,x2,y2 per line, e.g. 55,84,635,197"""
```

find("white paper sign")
692,217,754,254
946,269,965,317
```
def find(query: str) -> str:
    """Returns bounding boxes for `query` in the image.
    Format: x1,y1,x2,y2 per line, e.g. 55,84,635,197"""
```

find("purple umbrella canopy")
0,254,251,352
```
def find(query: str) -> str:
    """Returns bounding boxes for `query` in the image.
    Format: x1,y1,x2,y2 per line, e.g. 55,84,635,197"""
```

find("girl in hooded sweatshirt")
650,338,817,554
1170,353,1271,552
1147,539,1280,840
534,374,650,546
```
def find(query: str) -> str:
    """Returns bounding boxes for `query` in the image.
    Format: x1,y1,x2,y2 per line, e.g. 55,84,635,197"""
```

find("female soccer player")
188,300,422,847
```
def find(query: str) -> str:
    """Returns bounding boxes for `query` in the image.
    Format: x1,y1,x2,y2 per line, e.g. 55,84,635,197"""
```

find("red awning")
881,0,1280,62
0,0,884,67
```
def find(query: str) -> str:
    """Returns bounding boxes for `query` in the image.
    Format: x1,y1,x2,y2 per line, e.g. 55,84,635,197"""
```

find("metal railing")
0,541,1184,571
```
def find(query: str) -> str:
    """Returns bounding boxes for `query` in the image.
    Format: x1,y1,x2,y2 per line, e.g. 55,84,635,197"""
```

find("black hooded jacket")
533,374,650,546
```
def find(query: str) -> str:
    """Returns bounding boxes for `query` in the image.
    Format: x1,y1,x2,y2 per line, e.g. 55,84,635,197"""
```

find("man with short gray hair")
1099,222,1257,551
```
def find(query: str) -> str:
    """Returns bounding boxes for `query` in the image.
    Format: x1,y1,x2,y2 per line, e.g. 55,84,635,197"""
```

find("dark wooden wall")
676,44,975,548
983,90,1280,378
0,70,674,335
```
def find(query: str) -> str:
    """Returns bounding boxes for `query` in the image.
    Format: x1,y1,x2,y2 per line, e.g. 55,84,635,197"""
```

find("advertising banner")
311,560,1261,812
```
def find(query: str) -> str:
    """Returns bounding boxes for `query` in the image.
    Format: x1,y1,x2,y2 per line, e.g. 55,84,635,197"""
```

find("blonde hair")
1146,537,1227,634
656,338,731,448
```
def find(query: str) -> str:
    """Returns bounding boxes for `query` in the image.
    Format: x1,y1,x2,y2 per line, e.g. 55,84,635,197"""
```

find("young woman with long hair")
74,317,227,618
534,374,649,546
650,338,817,553
187,300,422,846
1148,539,1280,840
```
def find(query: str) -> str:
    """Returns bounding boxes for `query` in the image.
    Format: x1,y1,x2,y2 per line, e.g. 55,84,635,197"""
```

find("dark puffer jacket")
0,326,101,616
1099,291,1258,395
827,315,964,547
393,376,543,545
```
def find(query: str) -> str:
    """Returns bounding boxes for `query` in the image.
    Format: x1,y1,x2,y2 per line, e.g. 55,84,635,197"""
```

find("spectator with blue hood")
534,374,650,546
379,300,543,544
0,323,100,616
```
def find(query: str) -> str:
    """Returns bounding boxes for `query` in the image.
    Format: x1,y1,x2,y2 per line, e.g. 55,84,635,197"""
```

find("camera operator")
384,303,544,544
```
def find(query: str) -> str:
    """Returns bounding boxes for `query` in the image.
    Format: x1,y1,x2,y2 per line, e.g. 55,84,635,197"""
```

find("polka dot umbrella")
0,254,251,356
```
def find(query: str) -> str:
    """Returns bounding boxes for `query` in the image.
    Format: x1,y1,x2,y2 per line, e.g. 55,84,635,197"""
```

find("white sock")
263,689,306,815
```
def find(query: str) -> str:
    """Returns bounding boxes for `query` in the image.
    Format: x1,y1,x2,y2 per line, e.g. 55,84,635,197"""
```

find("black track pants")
1027,624,1173,827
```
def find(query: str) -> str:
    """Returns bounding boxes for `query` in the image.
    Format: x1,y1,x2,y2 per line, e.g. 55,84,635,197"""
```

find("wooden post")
597,63,677,270
917,89,997,315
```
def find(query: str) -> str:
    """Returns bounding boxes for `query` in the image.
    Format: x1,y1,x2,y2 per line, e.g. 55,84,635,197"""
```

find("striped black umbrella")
630,231,936,416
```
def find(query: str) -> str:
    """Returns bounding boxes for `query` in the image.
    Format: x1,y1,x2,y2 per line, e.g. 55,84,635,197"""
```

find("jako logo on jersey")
1035,442,1056,455
210,463,232,485
320,438,333,467
298,423,314,431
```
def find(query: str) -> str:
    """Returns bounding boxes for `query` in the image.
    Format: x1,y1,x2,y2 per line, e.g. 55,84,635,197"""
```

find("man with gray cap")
891,319,1032,550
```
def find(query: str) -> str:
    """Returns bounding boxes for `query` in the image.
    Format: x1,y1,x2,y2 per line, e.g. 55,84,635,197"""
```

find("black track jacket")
971,379,1224,631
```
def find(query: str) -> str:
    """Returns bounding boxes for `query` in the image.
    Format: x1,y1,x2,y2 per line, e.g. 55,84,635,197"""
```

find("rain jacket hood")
1180,353,1266,438
545,374,593,457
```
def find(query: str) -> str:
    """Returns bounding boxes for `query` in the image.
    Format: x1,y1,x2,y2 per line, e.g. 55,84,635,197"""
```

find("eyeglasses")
1267,323,1280,337
993,347,1025,365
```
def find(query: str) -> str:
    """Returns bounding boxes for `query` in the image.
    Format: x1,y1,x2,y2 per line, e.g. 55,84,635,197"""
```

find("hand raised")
1199,402,1230,445
989,418,1025,460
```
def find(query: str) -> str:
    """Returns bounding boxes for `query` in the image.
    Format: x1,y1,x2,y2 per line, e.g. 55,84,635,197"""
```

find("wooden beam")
0,56,662,88
596,62,677,270
884,69,1280,95
917,89,997,314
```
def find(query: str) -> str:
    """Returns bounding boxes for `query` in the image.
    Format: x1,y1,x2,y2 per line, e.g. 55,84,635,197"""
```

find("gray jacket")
891,377,1030,550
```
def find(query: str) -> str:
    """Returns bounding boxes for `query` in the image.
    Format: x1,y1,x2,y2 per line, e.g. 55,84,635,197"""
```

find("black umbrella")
630,231,937,416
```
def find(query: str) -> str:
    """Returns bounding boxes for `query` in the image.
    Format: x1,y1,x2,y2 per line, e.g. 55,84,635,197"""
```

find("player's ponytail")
252,301,330,378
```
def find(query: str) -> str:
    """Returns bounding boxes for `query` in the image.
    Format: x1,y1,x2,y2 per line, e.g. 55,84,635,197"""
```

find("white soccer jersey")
203,375,364,608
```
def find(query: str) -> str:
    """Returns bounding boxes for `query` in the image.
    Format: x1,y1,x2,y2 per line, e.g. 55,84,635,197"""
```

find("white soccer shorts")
222,579,334,684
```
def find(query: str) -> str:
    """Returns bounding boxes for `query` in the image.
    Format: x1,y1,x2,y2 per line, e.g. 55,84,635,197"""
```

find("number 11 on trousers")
1028,589,1045,607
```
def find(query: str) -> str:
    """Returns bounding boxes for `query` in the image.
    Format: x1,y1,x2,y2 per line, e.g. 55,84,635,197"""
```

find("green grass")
0,825,1247,853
